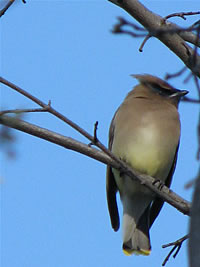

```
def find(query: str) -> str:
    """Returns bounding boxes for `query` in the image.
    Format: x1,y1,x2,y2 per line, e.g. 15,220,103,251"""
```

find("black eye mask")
148,82,188,98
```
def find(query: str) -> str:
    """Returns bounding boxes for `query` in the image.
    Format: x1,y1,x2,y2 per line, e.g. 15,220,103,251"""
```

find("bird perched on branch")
106,74,188,256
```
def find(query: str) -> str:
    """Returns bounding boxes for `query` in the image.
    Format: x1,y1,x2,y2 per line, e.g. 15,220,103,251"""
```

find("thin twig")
113,16,200,38
163,11,200,22
0,76,127,167
165,69,200,104
0,107,48,116
183,72,193,83
182,97,200,104
110,0,200,76
162,234,189,266
112,16,200,58
165,67,187,80
112,17,147,37
0,0,15,17
93,121,98,143
188,19,200,31
139,35,151,52
88,121,99,146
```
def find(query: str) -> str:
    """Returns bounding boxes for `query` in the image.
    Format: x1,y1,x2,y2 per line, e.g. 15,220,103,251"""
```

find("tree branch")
162,234,189,266
0,114,190,217
163,11,200,21
108,0,200,77
0,107,48,115
0,0,15,17
0,115,110,165
0,77,191,215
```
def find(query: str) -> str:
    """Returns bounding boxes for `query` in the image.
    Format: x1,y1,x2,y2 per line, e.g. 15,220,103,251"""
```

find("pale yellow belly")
112,124,176,181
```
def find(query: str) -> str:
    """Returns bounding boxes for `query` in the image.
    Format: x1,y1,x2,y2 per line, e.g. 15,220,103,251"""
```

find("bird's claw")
152,179,164,190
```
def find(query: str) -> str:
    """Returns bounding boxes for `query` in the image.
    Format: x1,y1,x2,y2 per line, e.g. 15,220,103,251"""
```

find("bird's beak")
169,90,189,98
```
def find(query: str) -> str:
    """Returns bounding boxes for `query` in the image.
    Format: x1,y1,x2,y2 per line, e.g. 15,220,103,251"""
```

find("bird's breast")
112,117,179,181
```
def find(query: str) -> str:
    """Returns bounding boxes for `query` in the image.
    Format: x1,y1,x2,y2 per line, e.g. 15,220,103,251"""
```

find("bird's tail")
122,197,151,256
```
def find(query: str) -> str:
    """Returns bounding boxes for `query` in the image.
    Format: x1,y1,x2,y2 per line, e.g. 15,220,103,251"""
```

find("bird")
106,74,188,256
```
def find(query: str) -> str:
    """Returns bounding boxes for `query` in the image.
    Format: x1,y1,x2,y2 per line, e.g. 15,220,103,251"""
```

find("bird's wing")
149,144,180,228
106,113,120,231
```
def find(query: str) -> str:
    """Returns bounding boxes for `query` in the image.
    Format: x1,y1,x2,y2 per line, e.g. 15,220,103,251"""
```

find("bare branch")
0,76,103,153
0,77,191,215
0,0,15,17
112,16,200,50
0,115,110,165
0,107,48,116
162,235,189,266
108,0,200,77
163,11,200,22
93,121,99,143
0,114,191,216
182,97,200,104
170,20,200,47
165,67,187,80
139,34,151,52
112,17,146,37
89,121,99,146
179,31,200,47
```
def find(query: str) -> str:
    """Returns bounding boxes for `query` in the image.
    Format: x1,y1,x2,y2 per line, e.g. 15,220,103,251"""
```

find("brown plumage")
106,74,188,255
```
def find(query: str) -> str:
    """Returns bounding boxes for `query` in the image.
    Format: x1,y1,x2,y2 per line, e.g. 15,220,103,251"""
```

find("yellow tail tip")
123,248,151,256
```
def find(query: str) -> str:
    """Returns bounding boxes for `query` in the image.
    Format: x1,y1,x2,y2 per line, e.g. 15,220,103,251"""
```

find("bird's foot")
152,179,164,190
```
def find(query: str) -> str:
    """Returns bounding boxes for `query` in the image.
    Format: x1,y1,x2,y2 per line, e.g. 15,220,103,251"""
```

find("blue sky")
1,1,199,267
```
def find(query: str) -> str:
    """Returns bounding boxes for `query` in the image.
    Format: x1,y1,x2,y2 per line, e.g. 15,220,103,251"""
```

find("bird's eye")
151,83,175,96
